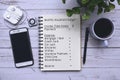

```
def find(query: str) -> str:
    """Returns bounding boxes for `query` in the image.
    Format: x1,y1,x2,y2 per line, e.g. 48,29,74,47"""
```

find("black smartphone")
9,28,34,68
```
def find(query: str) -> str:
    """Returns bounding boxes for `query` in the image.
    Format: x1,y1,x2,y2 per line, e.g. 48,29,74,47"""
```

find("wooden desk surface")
0,0,120,80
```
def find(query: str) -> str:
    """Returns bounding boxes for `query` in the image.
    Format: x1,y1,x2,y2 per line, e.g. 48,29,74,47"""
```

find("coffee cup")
89,18,114,47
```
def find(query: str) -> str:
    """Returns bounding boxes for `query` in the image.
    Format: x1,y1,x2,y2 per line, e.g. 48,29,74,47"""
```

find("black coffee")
94,18,113,38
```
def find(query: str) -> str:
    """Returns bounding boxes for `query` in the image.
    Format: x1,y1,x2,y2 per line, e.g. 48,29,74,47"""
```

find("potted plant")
62,0,120,20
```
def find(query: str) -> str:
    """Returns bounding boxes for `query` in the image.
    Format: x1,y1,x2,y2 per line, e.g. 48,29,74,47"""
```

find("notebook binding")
38,16,44,69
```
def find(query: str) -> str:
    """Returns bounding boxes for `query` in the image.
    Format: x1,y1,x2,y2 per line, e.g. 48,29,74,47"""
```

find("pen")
83,27,89,64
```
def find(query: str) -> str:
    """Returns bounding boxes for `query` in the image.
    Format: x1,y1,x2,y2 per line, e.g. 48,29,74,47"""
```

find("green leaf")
104,6,110,12
117,0,120,5
86,0,100,12
98,1,108,8
104,3,115,12
66,9,73,17
82,13,90,20
87,4,95,12
62,0,66,4
72,7,80,14
81,0,89,5
109,3,115,10
97,7,103,15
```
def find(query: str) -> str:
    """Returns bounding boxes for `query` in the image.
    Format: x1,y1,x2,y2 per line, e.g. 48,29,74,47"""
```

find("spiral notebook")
38,14,81,71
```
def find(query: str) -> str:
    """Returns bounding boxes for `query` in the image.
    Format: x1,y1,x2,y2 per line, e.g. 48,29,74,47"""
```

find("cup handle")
101,40,108,47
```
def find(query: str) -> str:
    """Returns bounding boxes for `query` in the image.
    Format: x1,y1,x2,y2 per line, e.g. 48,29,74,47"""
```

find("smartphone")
9,28,34,68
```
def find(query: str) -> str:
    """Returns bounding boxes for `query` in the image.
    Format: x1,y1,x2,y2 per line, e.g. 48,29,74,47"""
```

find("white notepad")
38,14,81,71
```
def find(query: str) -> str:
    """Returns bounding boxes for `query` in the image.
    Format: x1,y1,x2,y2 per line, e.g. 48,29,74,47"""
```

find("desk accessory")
89,18,114,47
9,28,34,68
3,5,23,25
3,5,27,29
38,14,81,71
28,17,38,27
83,27,89,64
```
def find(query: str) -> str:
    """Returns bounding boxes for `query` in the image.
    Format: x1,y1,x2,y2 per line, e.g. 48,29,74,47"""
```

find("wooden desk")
0,0,120,80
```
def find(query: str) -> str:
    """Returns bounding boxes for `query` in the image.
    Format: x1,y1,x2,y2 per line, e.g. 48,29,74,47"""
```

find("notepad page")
38,14,81,71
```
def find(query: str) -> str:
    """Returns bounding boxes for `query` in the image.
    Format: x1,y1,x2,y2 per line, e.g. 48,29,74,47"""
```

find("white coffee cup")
89,18,114,47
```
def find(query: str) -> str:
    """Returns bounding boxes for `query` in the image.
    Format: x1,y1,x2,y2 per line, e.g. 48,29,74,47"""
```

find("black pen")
83,27,89,64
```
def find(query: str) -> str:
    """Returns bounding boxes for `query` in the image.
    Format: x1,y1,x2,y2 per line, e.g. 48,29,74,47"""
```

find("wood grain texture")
0,68,120,80
0,0,120,80
0,0,78,9
0,48,120,68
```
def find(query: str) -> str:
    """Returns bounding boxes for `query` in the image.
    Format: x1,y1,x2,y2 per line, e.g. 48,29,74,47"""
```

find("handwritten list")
39,14,81,71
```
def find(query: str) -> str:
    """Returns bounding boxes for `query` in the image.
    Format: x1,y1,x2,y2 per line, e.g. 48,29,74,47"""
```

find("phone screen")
10,31,33,64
